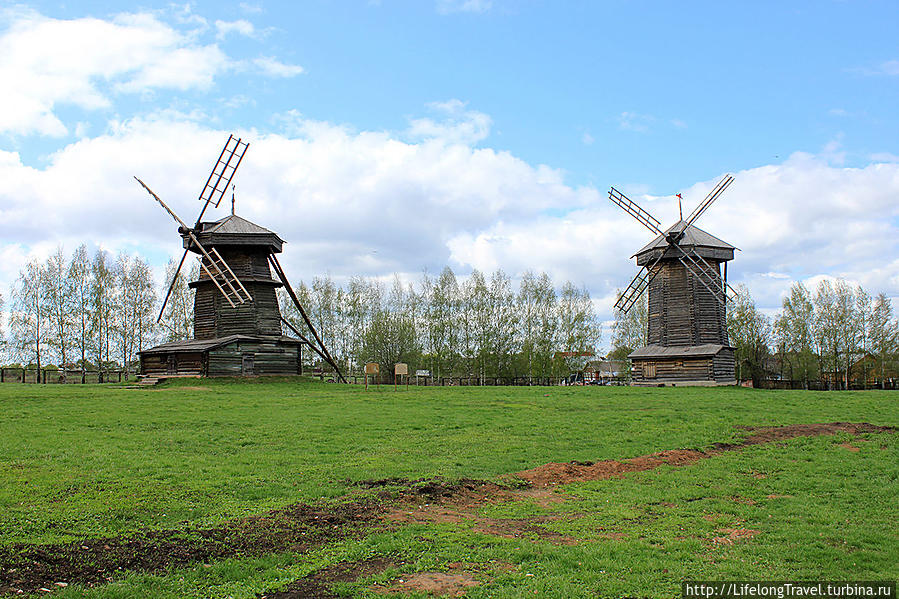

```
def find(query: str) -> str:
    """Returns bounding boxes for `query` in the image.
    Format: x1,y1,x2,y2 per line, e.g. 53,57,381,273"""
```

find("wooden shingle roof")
633,220,735,258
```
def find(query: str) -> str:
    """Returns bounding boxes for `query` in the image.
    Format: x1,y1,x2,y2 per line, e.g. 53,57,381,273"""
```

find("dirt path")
1,422,893,596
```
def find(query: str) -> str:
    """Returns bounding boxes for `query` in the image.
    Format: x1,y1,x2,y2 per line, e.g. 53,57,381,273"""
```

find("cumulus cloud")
407,99,492,145
0,8,299,137
4,109,896,326
251,56,304,78
618,111,654,133
215,19,255,39
436,0,492,15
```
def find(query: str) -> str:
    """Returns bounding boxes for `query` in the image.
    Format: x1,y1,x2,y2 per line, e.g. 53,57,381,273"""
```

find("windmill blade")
134,176,251,314
157,247,191,322
677,250,730,307
134,177,194,321
608,187,664,236
134,177,190,229
267,254,347,383
684,174,734,228
195,134,249,223
615,253,664,313
193,244,252,307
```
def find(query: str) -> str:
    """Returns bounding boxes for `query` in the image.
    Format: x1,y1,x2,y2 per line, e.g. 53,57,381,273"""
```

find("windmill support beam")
267,254,347,383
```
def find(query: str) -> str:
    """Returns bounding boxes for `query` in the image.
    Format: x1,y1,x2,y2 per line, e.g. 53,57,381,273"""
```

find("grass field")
0,380,896,598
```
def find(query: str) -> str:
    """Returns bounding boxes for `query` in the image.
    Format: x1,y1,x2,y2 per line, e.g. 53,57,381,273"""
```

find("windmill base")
628,344,736,387
140,334,306,378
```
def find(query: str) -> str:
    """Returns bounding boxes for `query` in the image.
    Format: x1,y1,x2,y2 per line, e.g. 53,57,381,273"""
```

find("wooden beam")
268,254,347,383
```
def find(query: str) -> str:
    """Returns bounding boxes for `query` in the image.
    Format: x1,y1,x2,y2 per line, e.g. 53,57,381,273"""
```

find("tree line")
611,279,899,387
282,268,602,380
1,246,602,380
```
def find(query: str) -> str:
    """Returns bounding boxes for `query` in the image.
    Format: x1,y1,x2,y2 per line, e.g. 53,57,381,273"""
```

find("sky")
1,0,898,349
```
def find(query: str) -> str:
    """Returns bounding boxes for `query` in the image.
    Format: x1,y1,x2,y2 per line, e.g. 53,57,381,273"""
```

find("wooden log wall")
207,340,300,377
631,356,714,384
646,259,728,348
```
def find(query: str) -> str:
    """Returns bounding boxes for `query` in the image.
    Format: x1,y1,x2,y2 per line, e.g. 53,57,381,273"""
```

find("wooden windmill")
609,175,738,386
137,135,346,381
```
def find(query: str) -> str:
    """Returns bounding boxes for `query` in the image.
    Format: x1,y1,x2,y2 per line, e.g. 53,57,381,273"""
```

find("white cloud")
436,0,492,15
0,9,298,137
407,99,492,145
868,59,899,76
618,111,654,133
251,56,304,78
870,152,899,163
670,118,687,129
1,110,898,325
0,9,230,136
581,132,594,146
215,19,255,39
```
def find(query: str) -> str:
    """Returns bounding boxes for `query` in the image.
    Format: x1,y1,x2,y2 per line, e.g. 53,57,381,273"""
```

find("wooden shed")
140,334,304,377
629,344,735,386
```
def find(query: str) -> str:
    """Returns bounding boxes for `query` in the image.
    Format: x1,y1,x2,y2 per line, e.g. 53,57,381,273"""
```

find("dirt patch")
517,422,894,487
709,528,760,547
838,443,861,452
515,449,706,487
260,557,394,599
0,501,383,596
377,562,482,598
713,422,894,450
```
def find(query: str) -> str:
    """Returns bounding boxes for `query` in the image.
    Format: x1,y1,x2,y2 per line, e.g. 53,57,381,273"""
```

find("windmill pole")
268,254,347,383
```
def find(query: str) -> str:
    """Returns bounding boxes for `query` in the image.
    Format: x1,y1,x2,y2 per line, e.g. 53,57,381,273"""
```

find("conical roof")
201,215,278,236
186,214,284,253
633,220,735,258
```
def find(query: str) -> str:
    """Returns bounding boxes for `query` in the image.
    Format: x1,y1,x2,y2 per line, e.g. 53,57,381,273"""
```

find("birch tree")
90,250,115,372
9,260,48,372
43,247,74,375
68,244,93,370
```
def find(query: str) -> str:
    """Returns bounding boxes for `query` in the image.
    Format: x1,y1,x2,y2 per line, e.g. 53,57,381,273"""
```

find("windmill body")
609,177,738,386
137,135,346,381
189,215,284,340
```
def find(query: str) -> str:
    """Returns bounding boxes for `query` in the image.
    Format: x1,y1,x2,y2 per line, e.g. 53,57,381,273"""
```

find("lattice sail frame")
610,175,737,313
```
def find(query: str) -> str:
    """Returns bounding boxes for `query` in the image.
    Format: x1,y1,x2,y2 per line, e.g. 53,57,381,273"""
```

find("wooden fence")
343,375,565,386
0,369,129,384
754,379,898,391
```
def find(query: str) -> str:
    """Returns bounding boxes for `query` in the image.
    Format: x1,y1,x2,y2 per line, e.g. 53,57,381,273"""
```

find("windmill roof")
202,215,280,237
633,220,736,258
628,344,732,359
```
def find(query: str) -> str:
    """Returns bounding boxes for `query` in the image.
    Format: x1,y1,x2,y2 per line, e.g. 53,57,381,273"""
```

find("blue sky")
1,0,898,339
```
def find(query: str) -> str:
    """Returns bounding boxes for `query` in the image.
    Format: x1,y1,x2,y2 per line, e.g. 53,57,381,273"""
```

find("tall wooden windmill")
609,175,738,386
137,135,346,381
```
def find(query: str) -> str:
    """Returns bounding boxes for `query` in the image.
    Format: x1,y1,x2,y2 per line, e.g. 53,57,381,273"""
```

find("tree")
870,293,899,388
90,250,115,372
159,259,195,342
9,260,48,374
43,247,74,376
774,282,817,385
423,267,459,379
361,309,419,381
727,286,771,386
611,289,647,362
130,256,157,357
487,269,517,378
557,282,602,374
69,244,93,371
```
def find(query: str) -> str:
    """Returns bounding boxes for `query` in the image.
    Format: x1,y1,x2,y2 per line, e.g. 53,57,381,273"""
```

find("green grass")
1,380,897,597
